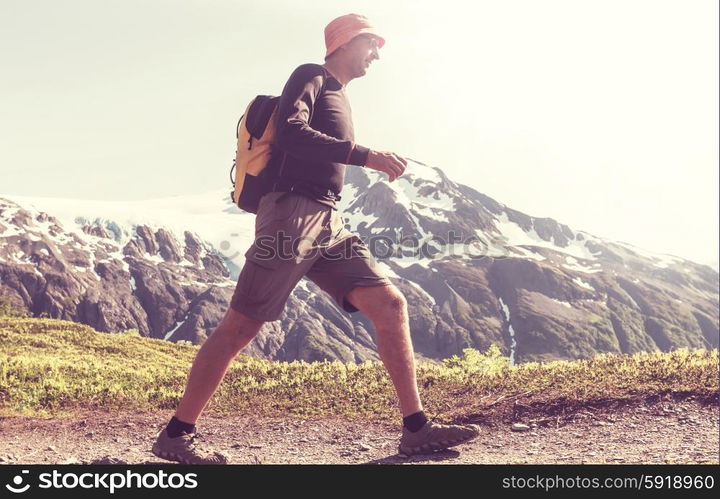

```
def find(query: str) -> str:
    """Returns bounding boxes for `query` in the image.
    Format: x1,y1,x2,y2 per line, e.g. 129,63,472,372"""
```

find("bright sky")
1,0,718,267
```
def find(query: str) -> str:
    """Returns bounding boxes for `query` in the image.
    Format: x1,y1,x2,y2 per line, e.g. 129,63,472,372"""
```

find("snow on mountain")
1,156,717,363
3,157,700,278
340,158,701,274
0,172,709,297
3,190,255,278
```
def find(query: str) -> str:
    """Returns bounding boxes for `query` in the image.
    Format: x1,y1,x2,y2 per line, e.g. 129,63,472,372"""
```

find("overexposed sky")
1,0,718,267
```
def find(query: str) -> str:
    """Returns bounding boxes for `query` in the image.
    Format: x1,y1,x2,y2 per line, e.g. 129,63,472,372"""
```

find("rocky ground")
0,399,717,465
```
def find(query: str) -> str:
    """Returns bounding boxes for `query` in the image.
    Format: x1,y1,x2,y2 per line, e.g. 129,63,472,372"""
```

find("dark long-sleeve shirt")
272,63,370,209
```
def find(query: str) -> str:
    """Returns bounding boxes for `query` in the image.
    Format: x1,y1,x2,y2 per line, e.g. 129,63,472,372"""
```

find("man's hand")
365,150,407,182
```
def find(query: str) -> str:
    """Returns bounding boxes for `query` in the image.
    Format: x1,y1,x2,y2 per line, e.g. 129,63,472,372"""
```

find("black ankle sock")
165,416,196,438
403,411,428,433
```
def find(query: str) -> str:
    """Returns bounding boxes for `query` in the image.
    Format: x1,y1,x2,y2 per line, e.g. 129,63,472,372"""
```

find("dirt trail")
1,399,717,465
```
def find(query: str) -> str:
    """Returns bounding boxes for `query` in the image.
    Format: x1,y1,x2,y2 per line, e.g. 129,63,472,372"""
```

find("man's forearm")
276,119,369,166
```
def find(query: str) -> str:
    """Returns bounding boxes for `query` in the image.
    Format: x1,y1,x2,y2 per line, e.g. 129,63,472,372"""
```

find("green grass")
0,317,717,422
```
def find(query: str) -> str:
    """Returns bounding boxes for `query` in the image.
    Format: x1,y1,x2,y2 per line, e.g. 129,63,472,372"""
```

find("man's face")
343,34,381,77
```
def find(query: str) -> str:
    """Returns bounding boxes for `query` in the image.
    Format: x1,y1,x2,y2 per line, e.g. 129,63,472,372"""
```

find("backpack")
229,95,285,214
229,66,329,214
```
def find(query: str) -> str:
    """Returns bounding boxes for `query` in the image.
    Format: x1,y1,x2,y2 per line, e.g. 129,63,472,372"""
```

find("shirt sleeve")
274,65,369,167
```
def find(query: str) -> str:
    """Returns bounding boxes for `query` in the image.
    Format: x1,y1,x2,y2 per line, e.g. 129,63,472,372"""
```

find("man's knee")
223,307,265,340
348,283,407,321
383,289,407,315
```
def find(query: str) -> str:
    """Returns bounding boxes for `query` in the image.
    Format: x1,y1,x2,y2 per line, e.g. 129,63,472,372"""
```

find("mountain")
1,159,717,363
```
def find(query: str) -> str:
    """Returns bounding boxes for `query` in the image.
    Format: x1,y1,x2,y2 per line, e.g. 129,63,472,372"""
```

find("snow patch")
210,279,236,288
378,179,458,243
573,277,595,291
0,205,20,222
494,212,601,260
397,177,456,212
499,297,516,366
144,252,164,264
391,255,432,269
11,251,25,264
0,222,22,238
411,202,449,222
164,319,186,341
562,256,602,274
105,247,129,273
295,278,311,293
341,207,378,232
84,248,101,281
550,298,572,308
336,182,359,213
471,230,517,259
614,241,685,268
405,161,442,184
510,246,547,262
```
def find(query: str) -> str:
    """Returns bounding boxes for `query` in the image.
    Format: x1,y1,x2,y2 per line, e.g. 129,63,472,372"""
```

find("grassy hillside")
0,317,717,422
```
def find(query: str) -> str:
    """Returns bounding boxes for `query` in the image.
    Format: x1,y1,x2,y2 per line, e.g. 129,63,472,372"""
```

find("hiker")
152,13,479,464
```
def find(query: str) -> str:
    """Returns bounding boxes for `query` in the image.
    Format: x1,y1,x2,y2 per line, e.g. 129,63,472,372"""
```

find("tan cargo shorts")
230,190,393,322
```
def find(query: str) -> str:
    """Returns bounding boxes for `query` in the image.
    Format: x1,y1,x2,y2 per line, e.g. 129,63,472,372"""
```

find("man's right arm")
274,64,369,166
275,64,407,181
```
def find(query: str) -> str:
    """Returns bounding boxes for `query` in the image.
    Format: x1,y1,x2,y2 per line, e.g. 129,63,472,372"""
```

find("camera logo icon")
5,469,30,493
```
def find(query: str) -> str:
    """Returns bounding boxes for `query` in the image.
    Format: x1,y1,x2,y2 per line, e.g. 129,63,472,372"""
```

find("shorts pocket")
235,259,274,307
255,192,302,233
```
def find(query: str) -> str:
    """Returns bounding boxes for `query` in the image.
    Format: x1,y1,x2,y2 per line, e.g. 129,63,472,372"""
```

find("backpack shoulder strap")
317,65,330,100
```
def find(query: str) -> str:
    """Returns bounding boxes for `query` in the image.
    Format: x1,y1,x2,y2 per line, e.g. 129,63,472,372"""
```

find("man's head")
324,14,385,79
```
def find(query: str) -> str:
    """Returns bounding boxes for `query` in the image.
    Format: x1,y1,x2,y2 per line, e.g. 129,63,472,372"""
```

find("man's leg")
345,282,480,455
152,307,265,464
345,283,422,417
303,213,479,454
174,307,265,424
